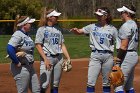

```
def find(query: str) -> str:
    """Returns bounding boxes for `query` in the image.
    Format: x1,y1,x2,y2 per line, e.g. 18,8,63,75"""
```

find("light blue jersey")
115,20,139,93
8,30,34,63
116,20,138,50
35,25,65,90
35,26,64,55
82,23,118,52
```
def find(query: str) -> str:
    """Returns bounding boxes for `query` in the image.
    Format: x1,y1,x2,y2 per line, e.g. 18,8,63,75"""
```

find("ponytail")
38,8,55,27
13,14,20,32
38,7,47,27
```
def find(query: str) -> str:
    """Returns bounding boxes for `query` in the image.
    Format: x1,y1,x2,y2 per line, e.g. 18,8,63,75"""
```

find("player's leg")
10,63,30,93
52,54,63,93
29,65,40,93
40,60,52,93
102,53,114,93
40,56,56,93
87,52,102,93
123,52,138,93
115,52,138,93
125,69,135,93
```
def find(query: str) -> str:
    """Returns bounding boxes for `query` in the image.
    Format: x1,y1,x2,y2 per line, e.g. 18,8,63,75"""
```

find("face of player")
23,23,31,32
48,16,58,25
96,15,107,24
120,11,129,21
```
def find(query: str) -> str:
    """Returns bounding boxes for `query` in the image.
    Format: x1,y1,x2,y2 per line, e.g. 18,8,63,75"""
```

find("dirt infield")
0,58,139,93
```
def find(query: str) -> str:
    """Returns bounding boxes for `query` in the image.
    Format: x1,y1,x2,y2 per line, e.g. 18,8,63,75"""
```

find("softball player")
7,16,40,93
35,8,70,93
114,5,138,93
70,7,118,93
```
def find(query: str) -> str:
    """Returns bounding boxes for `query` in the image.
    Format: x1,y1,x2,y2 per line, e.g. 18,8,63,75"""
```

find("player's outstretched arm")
70,28,84,35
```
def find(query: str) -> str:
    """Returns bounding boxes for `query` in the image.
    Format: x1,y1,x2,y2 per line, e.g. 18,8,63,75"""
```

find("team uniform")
115,20,138,92
35,25,64,90
7,30,40,93
82,23,118,93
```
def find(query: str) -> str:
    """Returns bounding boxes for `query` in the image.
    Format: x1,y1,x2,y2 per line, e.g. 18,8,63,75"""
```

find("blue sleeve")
7,44,19,64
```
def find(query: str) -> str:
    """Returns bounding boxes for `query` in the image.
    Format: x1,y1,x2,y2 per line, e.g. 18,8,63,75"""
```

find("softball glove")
109,65,124,87
62,60,72,72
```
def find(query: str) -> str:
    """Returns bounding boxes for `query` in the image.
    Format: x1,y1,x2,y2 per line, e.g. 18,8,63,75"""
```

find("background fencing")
0,19,140,34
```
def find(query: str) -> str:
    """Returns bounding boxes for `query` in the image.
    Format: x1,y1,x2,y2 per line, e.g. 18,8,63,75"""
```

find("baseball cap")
95,9,108,16
17,17,35,26
47,10,61,17
117,6,135,14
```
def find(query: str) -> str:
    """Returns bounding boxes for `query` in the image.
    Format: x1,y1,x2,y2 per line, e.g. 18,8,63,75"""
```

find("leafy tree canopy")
0,0,43,19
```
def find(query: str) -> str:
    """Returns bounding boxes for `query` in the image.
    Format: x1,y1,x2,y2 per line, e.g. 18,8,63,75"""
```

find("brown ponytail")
38,7,47,27
13,14,20,32
38,8,54,27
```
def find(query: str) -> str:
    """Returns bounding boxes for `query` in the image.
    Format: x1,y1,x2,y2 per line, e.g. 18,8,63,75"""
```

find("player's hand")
16,62,21,67
112,65,119,71
44,60,52,70
70,28,78,32
16,51,26,57
114,57,122,67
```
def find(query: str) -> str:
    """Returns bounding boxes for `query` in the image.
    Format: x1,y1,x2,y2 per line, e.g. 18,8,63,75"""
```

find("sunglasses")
97,9,107,14
120,11,127,14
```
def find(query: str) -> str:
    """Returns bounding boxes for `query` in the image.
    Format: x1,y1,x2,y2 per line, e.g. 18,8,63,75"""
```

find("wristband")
117,48,127,62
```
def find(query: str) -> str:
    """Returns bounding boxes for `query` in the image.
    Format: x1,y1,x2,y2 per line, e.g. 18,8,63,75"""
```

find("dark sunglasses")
120,11,127,14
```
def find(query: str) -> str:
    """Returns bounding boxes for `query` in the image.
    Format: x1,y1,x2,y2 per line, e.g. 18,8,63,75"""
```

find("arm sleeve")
82,24,93,34
119,24,132,39
8,31,23,47
35,27,45,44
7,44,19,64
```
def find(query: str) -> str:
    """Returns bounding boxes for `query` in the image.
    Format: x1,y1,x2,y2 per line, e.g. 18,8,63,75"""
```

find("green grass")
0,35,90,63
0,35,11,63
64,34,90,58
0,34,140,64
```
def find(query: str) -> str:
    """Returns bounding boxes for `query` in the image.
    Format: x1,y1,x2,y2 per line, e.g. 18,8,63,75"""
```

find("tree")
0,0,43,19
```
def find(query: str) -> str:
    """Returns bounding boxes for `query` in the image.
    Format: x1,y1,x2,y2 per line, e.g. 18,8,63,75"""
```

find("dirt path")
0,58,139,93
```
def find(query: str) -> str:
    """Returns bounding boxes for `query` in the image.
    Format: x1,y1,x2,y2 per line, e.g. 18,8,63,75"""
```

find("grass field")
0,34,91,63
0,34,139,63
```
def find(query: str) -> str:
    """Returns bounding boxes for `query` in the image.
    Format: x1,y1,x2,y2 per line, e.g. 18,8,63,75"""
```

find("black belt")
21,62,34,65
46,53,60,57
50,53,60,57
92,50,113,54
127,50,136,52
117,49,136,52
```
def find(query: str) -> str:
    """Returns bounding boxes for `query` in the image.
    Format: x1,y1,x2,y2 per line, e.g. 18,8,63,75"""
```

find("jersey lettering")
100,37,104,44
93,31,112,39
52,38,59,44
44,31,49,38
23,37,34,46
